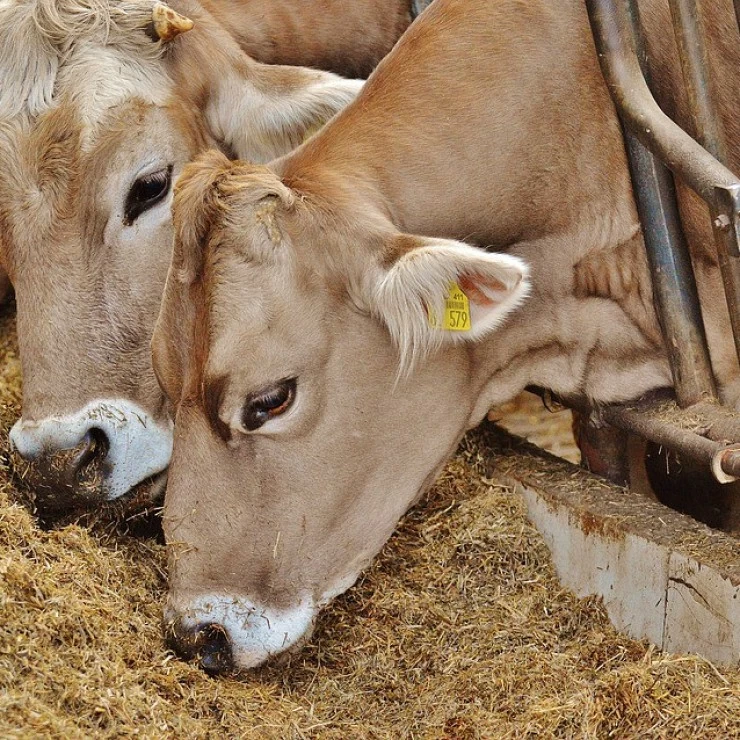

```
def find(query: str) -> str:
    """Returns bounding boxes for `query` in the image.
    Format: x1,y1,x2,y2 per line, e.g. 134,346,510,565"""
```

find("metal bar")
602,404,740,482
410,0,434,20
624,132,717,404
542,387,740,482
667,0,729,164
586,0,740,372
585,0,740,204
587,0,717,404
668,0,740,367
711,184,740,365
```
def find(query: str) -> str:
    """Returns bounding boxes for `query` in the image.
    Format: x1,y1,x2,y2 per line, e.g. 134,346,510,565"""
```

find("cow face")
154,153,529,672
0,0,361,516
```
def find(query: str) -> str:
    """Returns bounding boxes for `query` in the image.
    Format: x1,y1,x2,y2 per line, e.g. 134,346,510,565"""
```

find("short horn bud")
151,3,194,42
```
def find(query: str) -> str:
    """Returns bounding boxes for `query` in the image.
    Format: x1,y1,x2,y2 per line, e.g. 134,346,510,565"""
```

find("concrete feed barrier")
474,423,740,666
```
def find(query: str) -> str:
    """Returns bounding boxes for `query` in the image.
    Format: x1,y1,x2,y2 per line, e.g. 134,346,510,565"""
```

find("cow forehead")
195,250,334,381
55,46,172,145
0,45,172,151
0,0,169,124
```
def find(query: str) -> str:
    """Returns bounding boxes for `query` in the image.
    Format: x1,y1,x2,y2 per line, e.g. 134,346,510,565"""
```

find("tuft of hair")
373,239,530,377
172,150,234,283
0,0,165,120
173,150,295,281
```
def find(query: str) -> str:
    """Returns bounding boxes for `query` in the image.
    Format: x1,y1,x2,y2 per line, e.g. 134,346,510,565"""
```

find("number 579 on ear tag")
427,282,472,331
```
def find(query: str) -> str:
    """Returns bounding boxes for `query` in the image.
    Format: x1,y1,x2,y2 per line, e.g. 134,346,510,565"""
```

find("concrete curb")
474,422,740,666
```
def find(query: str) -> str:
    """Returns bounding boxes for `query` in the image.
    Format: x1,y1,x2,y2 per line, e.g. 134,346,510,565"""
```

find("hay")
491,393,579,464
1,302,739,737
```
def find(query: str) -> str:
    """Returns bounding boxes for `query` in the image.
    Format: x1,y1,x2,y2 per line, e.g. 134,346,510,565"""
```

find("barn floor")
1,303,739,738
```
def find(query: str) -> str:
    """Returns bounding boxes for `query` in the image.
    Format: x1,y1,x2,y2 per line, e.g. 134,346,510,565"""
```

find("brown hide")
201,0,413,78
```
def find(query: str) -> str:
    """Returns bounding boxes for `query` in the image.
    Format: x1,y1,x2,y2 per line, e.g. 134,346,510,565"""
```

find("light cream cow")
153,0,739,671
0,0,368,514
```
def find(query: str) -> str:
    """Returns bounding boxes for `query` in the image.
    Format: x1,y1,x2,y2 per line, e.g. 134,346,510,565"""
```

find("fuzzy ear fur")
144,0,364,164
371,235,530,373
205,61,363,164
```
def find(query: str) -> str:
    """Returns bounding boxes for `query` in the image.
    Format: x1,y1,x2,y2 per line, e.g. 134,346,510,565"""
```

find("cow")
152,0,739,672
0,0,423,516
196,0,416,79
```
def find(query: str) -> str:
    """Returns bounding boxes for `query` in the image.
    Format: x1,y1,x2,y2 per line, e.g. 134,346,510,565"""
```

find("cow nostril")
73,428,109,478
11,427,114,515
72,432,96,473
196,623,234,676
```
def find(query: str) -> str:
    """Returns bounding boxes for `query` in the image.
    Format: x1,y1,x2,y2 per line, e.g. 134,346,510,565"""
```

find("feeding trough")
479,422,740,666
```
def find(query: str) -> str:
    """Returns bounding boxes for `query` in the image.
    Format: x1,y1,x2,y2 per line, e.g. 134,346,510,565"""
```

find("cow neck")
276,125,536,257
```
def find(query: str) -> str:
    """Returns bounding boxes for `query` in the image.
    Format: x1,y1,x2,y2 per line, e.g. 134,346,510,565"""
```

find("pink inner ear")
458,274,506,306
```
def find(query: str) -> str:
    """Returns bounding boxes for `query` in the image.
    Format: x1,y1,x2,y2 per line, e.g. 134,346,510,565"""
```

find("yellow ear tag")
427,281,472,331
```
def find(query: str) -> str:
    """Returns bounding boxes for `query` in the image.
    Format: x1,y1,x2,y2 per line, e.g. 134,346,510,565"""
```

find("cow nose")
9,399,174,512
164,594,317,671
11,429,110,514
167,620,235,676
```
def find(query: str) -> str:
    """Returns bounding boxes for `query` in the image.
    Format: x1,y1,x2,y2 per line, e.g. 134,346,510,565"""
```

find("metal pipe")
587,0,717,404
602,403,740,481
667,0,729,164
667,0,740,366
624,132,717,404
541,387,740,482
585,0,740,204
410,0,434,20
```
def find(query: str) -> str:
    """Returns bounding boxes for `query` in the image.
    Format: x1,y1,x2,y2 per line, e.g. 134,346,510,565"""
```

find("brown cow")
198,0,415,79
153,0,739,671
0,0,416,514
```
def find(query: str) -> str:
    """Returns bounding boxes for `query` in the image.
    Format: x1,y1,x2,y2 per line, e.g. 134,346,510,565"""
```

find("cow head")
0,0,361,515
153,153,529,672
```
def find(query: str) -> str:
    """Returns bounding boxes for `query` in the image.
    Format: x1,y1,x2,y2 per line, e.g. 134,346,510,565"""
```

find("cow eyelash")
242,379,297,432
124,165,173,226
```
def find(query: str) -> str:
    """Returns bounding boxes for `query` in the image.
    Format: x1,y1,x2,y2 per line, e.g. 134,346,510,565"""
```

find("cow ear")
165,5,362,163
369,236,530,373
206,61,362,163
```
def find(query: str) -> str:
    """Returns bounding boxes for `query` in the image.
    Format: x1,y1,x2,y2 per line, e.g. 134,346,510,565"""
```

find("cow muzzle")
9,399,173,515
164,593,317,674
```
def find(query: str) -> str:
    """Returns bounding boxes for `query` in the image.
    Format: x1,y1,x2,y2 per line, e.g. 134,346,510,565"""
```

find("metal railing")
569,0,740,485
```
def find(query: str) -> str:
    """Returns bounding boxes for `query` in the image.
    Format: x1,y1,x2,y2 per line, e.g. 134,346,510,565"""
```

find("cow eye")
124,165,173,225
242,379,297,431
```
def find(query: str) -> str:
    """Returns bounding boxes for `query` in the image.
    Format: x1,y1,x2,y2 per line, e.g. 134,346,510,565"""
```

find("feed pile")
0,305,738,738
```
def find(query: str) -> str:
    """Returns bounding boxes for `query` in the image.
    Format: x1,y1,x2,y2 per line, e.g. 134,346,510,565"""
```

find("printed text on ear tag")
427,281,472,331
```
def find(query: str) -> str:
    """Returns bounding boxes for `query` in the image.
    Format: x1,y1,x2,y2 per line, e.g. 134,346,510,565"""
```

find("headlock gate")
499,0,740,664
560,0,740,498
